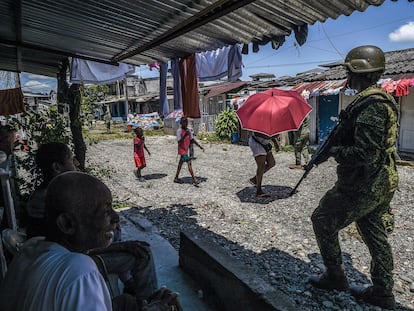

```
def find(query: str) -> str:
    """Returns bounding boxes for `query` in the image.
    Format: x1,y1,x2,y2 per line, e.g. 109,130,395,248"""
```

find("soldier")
104,111,111,133
289,115,310,169
308,46,399,310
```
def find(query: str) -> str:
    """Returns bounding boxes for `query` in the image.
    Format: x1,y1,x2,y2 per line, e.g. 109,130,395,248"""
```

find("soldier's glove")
381,211,395,234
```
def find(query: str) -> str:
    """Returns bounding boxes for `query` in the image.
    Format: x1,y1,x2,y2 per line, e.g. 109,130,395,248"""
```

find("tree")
80,84,108,116
57,59,86,170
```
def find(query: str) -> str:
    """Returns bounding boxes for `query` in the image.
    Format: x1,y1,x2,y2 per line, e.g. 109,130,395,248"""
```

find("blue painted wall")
317,95,339,144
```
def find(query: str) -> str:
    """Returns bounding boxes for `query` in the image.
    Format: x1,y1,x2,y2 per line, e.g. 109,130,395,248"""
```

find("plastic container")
232,132,239,143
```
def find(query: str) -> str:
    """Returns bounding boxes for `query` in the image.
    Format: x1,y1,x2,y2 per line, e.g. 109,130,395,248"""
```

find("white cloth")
196,45,243,82
248,135,270,157
0,238,112,311
70,58,135,85
196,46,229,82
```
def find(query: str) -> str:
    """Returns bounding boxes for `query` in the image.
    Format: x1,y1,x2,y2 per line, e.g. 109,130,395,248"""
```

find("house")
278,48,414,157
23,91,56,112
98,75,174,120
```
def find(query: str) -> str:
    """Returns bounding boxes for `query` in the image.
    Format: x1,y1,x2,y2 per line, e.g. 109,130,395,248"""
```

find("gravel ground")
86,135,414,311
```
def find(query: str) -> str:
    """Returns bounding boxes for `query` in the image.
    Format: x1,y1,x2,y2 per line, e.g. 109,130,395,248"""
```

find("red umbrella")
236,88,312,136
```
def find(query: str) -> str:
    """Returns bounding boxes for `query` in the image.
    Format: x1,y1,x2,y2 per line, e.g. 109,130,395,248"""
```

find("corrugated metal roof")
291,79,347,95
204,81,248,98
0,0,386,77
302,48,414,82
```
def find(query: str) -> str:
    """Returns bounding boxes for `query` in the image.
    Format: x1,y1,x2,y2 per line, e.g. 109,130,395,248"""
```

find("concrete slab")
119,209,213,311
179,230,296,311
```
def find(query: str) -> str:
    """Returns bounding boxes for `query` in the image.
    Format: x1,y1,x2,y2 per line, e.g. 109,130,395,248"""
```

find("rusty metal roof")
291,79,347,95
302,48,414,82
204,81,248,98
0,0,386,77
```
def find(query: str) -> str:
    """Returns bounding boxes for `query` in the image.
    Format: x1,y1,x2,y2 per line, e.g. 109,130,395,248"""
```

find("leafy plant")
80,84,109,115
24,106,71,145
215,109,239,140
9,107,72,199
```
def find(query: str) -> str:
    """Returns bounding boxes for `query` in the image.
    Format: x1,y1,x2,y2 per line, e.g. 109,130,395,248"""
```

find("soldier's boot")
350,285,395,310
309,264,349,291
289,164,303,169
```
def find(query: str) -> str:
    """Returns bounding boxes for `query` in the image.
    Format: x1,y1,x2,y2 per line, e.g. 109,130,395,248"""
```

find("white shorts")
248,136,267,157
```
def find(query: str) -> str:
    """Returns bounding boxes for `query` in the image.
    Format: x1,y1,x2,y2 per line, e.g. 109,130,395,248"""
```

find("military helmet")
343,45,385,73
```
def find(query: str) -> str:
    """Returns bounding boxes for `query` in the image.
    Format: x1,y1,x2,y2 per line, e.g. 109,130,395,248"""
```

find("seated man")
23,142,157,302
25,142,78,238
0,172,180,311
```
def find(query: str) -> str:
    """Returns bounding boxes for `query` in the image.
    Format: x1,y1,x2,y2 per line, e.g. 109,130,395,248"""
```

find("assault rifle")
289,123,340,196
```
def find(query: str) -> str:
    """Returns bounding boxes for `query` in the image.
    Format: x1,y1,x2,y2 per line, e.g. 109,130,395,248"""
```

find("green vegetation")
85,163,116,179
215,109,239,140
279,144,294,152
80,85,109,116
9,107,72,199
112,200,131,210
197,132,223,143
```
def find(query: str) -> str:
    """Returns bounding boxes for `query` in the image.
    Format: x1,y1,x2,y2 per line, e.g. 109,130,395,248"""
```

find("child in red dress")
133,127,151,182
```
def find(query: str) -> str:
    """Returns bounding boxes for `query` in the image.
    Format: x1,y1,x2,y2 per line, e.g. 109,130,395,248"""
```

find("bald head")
45,171,118,252
46,171,110,213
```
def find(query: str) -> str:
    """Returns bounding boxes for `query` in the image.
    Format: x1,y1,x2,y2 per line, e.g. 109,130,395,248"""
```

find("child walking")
174,117,204,186
133,127,151,182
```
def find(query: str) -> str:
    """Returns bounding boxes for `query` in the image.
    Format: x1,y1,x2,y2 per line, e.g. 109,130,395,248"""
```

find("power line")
245,14,414,66
321,23,343,58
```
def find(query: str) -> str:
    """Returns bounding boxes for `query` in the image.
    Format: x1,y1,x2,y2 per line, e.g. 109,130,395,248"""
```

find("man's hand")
141,287,182,311
87,240,151,263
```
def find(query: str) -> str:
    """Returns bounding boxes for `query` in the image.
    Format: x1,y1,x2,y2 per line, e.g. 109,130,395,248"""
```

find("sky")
20,0,414,94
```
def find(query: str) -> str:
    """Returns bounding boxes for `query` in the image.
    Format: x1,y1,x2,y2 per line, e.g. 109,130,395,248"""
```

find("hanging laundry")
0,71,24,115
381,79,397,94
227,45,243,82
0,88,24,116
70,58,135,85
171,58,183,110
294,24,308,46
159,62,169,117
148,63,160,71
196,46,229,82
395,78,410,97
179,54,200,118
196,45,243,82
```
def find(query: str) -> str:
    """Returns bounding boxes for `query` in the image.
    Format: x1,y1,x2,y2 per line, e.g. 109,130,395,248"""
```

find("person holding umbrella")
248,132,280,197
236,88,312,197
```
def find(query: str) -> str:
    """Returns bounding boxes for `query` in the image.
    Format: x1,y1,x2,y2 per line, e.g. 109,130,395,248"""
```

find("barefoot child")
133,127,151,182
174,117,204,186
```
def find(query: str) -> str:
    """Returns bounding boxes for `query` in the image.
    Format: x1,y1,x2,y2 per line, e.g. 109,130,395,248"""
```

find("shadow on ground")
174,176,208,185
122,204,412,311
143,173,168,180
236,185,293,204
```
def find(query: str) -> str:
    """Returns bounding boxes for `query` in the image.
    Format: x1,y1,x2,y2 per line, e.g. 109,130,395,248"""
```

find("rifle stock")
289,123,339,196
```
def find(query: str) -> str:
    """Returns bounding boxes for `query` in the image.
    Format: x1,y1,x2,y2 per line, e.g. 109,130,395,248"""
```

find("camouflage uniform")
293,115,310,165
311,86,399,290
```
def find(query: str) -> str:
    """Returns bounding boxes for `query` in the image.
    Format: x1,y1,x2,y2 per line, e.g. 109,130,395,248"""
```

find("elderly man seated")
0,172,181,311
